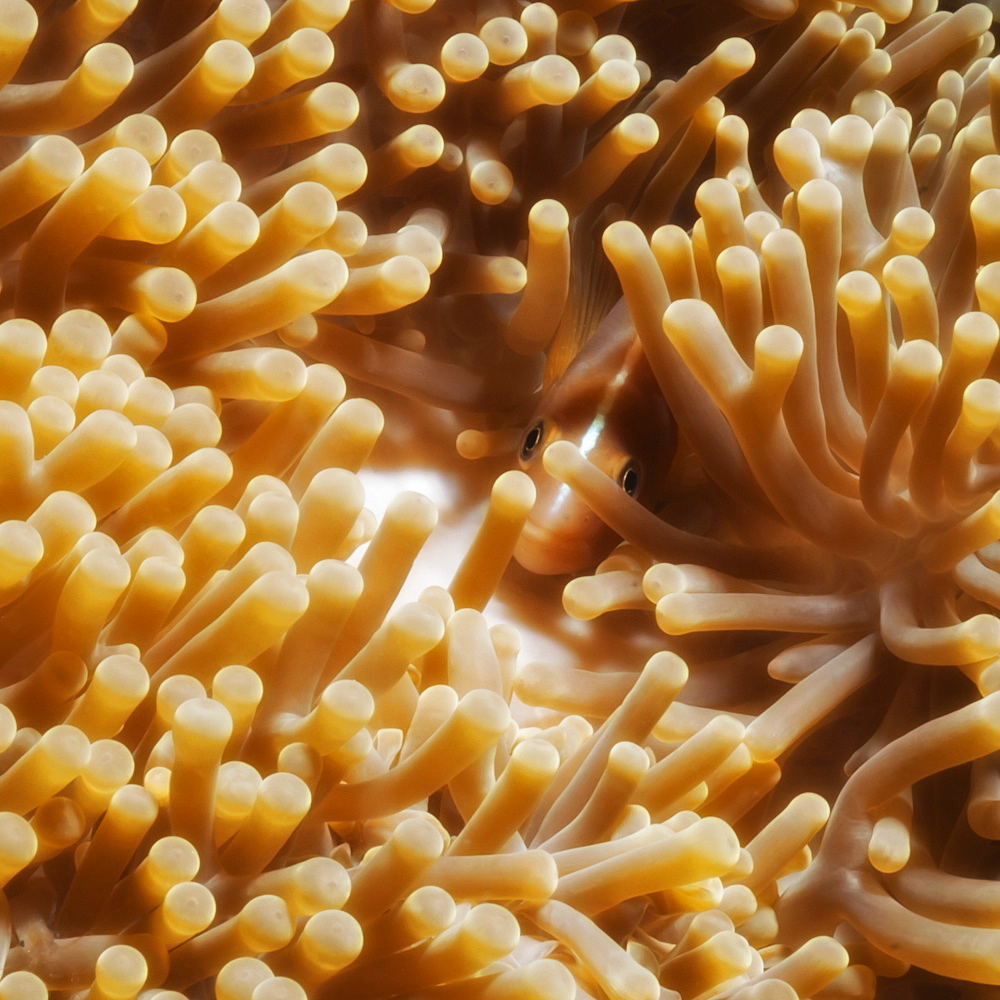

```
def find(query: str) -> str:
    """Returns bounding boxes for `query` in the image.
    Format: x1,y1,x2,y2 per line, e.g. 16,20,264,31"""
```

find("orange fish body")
513,298,678,575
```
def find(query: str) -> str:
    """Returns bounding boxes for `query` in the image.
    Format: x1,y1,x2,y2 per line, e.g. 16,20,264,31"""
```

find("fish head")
513,348,676,575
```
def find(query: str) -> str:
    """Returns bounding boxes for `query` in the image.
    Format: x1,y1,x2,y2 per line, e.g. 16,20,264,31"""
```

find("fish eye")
520,420,544,461
619,462,640,497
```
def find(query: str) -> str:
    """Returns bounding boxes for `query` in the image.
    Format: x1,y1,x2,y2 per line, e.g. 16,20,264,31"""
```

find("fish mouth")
513,519,596,576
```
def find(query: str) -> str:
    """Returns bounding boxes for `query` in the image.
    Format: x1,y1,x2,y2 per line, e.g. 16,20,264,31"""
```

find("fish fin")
543,203,624,386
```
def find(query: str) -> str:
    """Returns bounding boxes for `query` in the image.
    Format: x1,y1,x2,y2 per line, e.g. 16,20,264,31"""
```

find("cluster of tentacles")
0,1,999,999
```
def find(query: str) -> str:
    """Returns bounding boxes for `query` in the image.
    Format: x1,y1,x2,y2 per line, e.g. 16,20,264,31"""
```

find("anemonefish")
513,296,678,575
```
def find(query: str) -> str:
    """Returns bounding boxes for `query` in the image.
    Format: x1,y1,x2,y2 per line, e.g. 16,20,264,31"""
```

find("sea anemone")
0,0,999,998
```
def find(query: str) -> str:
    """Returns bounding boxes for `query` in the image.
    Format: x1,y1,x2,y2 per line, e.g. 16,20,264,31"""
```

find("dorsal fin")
543,203,625,387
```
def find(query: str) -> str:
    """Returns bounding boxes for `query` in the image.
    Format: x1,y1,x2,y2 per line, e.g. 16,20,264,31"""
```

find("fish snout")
513,472,617,575
513,519,601,575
